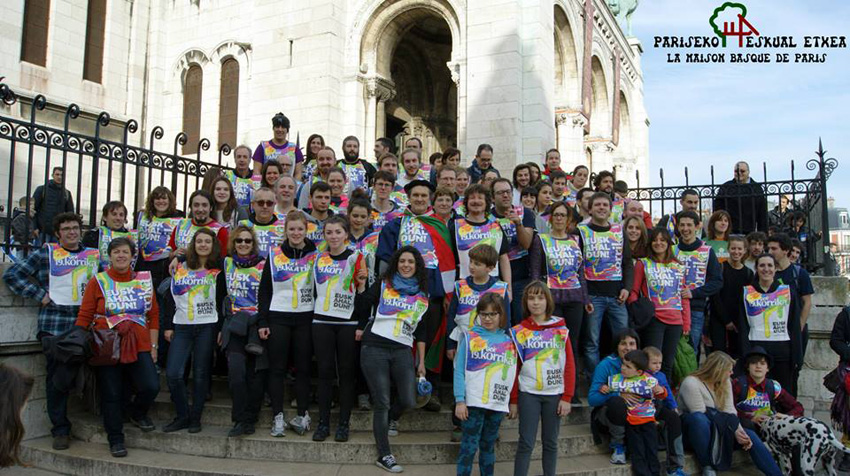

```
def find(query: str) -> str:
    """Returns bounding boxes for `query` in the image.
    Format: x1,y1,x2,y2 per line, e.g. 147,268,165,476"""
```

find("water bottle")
415,376,432,408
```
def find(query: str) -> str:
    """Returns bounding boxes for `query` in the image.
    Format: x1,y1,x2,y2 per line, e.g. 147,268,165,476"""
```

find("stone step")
21,436,758,476
68,413,603,464
147,393,593,431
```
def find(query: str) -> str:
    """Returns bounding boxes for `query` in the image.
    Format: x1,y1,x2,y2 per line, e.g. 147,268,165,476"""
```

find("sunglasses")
253,200,275,207
234,238,254,244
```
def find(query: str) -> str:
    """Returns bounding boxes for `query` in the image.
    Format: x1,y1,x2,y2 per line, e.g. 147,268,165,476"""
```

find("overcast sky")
630,0,849,207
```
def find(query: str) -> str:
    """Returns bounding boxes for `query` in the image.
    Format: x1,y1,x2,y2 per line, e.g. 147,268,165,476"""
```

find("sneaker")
52,435,70,450
312,422,330,441
388,419,399,437
376,454,404,473
109,443,128,458
162,418,189,433
288,413,311,436
334,423,350,442
270,412,286,437
228,422,248,437
424,395,441,412
358,394,372,411
610,445,626,465
450,426,462,442
667,469,688,476
244,422,255,435
702,468,716,476
188,420,202,434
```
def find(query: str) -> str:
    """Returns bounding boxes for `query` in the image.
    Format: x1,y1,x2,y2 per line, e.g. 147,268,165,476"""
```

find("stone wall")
0,262,51,440
801,276,848,422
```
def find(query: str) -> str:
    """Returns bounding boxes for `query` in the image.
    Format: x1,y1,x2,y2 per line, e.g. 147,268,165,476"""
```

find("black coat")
33,180,75,235
713,178,768,234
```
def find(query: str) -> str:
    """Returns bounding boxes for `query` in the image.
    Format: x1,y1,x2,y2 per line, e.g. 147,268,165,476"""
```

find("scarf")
233,254,262,268
392,274,420,296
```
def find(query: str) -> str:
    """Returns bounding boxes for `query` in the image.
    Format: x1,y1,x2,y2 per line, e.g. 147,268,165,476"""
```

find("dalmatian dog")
759,415,850,476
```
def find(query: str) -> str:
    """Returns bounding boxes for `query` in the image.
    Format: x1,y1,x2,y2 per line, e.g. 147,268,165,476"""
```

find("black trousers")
656,405,684,470
267,320,312,416
768,360,799,398
312,323,358,425
423,297,445,395
640,319,682,379
626,421,660,476
554,301,584,375
226,334,266,425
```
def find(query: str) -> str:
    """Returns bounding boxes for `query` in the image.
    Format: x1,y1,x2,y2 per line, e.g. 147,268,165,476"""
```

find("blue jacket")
649,370,677,410
588,354,622,407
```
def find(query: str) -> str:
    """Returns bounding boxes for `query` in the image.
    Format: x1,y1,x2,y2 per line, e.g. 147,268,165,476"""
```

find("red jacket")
509,316,576,403
628,259,692,333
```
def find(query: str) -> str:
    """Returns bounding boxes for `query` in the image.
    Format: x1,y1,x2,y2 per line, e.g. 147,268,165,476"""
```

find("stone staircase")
20,376,760,475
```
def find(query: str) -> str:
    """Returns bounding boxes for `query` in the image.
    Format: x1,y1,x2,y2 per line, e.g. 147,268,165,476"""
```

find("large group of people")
2,111,848,476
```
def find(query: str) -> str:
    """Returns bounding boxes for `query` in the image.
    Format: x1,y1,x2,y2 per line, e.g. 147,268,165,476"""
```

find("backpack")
672,334,697,388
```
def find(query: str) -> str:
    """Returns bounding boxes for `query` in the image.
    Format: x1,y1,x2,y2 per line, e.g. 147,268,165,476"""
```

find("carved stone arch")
210,40,253,78
553,3,581,106
357,0,463,78
589,54,611,138
172,49,211,92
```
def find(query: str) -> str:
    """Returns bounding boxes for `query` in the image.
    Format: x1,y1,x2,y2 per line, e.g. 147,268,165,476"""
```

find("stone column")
556,108,588,170
365,77,395,159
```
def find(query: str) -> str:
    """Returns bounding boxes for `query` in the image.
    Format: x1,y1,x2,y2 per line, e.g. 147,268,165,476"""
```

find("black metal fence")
622,141,839,274
0,81,231,258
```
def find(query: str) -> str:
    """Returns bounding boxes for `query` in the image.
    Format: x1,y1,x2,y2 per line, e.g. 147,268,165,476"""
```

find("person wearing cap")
377,178,457,412
253,112,301,175
737,253,802,397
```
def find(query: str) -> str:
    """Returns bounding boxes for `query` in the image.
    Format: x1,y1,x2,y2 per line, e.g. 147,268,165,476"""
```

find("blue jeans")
511,278,530,326
584,295,629,371
166,323,217,422
681,412,781,476
98,352,159,445
689,309,705,360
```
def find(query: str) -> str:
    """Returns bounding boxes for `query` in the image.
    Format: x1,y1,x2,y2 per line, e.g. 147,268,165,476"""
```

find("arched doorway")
589,56,610,138
384,12,456,154
359,2,459,158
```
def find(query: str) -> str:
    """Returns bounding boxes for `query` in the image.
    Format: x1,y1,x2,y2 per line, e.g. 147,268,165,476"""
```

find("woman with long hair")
296,133,325,183
706,210,732,263
0,364,34,468
162,228,226,434
209,176,248,229
311,215,369,443
76,237,159,457
529,201,589,381
565,165,589,208
678,352,782,476
221,225,266,437
623,215,649,260
356,246,430,473
258,210,318,437
533,182,553,232
526,162,541,186
628,227,689,378
260,159,284,189
737,253,802,396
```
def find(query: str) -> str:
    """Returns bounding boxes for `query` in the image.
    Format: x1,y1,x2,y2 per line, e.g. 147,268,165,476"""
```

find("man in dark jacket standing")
33,167,75,243
713,161,768,234
466,144,500,184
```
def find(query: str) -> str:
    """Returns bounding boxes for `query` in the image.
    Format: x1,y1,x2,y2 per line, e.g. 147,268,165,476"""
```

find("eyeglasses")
552,213,568,218
253,200,275,207
494,189,512,196
234,238,254,244
478,311,501,320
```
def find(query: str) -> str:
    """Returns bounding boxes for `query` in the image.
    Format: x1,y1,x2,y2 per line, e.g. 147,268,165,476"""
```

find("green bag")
672,335,697,388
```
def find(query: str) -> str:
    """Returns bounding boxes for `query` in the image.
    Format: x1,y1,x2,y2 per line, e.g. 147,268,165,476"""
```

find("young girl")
311,215,368,442
623,215,649,260
209,176,248,229
709,235,753,357
454,294,518,476
510,281,575,476
163,229,226,434
706,210,731,263
257,210,318,437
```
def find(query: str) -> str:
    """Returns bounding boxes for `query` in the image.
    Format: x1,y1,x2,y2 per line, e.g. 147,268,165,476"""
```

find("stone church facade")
2,0,647,186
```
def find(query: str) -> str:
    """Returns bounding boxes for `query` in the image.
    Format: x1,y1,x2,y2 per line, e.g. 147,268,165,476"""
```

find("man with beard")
337,136,376,195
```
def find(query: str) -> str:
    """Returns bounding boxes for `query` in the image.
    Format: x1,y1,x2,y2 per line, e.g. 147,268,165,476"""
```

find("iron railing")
0,81,234,258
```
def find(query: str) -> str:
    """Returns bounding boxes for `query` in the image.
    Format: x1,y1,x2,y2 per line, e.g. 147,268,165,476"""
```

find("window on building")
218,58,239,150
20,0,51,66
841,212,849,228
82,0,107,82
182,64,203,154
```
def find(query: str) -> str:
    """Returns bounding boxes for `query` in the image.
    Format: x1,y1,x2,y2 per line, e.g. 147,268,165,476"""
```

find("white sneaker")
288,412,311,436
358,394,372,411
270,412,286,437
388,419,399,437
